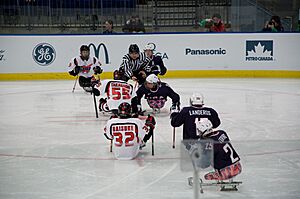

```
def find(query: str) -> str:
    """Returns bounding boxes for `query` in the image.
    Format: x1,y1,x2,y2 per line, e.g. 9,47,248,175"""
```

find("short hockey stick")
151,127,154,156
172,127,176,148
72,75,78,93
92,90,99,118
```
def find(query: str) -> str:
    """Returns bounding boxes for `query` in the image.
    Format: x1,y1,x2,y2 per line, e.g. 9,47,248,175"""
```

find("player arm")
167,85,180,106
93,57,103,75
170,108,186,127
210,109,221,128
131,87,145,114
120,58,133,79
68,58,81,76
156,56,167,75
103,122,113,140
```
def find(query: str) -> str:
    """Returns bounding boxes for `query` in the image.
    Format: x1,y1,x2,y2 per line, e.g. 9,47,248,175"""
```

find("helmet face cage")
118,102,132,118
190,93,204,106
144,44,154,51
145,74,159,84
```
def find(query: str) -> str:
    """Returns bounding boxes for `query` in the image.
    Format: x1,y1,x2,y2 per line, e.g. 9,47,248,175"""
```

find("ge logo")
32,43,56,66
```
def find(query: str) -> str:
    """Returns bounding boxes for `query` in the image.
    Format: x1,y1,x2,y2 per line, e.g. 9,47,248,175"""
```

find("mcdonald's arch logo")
88,43,110,64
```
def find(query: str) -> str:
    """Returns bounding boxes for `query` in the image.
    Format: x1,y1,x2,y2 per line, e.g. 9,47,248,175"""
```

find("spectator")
199,14,225,32
262,16,284,32
122,15,145,33
103,20,115,34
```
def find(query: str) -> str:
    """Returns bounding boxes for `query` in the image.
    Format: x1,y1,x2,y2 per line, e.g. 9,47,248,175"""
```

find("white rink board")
0,33,300,73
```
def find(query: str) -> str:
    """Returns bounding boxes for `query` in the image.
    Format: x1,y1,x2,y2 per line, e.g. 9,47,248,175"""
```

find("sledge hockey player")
170,93,220,140
114,44,151,82
132,74,180,114
68,45,103,92
136,44,168,84
192,119,242,181
95,78,136,115
104,102,156,160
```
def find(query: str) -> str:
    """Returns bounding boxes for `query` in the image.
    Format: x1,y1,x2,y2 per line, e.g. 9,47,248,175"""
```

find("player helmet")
118,102,132,118
146,74,159,84
196,120,213,137
129,44,140,53
80,45,90,52
190,93,204,106
144,44,154,51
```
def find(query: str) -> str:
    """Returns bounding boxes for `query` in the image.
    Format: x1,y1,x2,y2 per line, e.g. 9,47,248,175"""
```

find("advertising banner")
0,33,299,74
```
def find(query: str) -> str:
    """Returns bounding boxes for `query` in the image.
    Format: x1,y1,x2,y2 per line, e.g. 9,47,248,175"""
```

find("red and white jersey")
99,79,136,110
68,56,101,78
104,118,148,160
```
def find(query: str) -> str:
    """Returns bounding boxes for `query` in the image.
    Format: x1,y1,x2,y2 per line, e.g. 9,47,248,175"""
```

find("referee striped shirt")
120,52,151,78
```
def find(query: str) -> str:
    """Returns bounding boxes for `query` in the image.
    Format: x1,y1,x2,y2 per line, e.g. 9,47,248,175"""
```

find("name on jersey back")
189,110,211,116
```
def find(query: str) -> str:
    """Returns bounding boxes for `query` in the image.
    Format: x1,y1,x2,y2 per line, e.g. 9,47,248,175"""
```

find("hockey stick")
104,133,113,152
172,127,176,148
92,90,99,118
72,75,78,93
110,139,113,152
151,127,154,156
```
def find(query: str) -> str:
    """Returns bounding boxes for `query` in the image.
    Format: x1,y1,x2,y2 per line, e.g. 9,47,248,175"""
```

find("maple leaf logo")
247,42,272,57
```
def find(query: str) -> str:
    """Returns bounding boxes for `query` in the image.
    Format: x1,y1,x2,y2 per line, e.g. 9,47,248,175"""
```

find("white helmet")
144,44,155,51
190,93,204,106
146,74,159,84
196,120,213,137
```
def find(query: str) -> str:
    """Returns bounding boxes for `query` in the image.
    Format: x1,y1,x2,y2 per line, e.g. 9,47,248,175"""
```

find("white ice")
0,78,300,199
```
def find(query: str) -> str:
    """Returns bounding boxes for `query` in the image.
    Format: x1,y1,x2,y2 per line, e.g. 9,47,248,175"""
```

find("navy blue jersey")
207,130,240,170
171,106,220,140
143,55,167,76
136,82,180,108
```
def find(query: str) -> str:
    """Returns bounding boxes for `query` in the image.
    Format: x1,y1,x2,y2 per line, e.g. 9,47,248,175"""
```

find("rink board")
0,32,299,80
0,70,299,81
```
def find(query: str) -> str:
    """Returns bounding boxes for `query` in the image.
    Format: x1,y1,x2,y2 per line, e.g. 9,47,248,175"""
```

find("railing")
0,0,297,33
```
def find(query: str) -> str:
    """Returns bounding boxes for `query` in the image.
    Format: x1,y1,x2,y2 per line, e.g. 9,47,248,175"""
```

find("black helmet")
118,102,132,118
80,45,90,52
129,44,139,53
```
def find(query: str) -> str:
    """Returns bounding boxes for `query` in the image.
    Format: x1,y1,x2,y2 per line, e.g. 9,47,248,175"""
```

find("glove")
93,66,103,75
145,115,156,129
74,65,81,75
137,105,143,115
170,102,180,114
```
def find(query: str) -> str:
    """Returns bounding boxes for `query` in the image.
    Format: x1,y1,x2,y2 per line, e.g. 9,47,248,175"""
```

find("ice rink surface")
0,78,300,199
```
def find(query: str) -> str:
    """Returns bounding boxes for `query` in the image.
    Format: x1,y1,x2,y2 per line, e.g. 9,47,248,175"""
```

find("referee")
114,44,151,81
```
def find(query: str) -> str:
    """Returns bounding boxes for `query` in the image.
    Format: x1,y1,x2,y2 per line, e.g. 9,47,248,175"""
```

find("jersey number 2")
223,143,239,163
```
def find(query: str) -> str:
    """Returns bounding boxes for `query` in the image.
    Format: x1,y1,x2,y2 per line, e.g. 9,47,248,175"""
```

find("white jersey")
104,117,148,160
99,79,136,110
68,56,101,78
